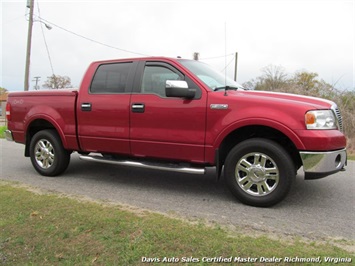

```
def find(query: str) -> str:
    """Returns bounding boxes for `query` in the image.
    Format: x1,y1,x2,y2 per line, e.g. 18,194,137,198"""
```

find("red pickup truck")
5,57,347,206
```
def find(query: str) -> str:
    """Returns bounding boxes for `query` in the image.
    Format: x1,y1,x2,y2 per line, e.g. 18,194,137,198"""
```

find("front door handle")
81,103,92,111
132,103,145,113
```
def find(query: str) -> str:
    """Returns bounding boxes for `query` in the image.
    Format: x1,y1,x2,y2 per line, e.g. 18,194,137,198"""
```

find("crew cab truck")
5,57,347,207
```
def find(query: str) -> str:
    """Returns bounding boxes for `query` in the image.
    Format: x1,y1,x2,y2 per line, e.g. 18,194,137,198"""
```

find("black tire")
29,129,71,176
224,138,295,207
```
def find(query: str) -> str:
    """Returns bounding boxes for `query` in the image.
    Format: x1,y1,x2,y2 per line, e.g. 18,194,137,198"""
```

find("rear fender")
24,105,68,149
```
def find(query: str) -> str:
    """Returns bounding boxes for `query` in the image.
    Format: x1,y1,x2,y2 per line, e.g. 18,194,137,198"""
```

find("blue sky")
1,0,354,91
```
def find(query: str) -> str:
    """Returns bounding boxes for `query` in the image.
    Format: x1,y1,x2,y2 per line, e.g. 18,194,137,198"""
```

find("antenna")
224,22,228,96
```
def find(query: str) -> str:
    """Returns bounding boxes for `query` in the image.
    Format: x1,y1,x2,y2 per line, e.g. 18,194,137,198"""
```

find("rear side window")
90,62,132,93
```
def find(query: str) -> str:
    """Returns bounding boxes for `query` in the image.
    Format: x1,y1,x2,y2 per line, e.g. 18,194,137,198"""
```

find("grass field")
0,182,353,265
0,125,6,139
348,153,355,160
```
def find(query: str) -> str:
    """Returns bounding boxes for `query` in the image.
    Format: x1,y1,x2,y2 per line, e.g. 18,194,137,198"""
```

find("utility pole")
32,76,41,90
24,0,34,91
234,52,238,82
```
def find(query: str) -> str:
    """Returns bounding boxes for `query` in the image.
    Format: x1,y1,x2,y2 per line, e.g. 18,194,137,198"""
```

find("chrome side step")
79,155,206,175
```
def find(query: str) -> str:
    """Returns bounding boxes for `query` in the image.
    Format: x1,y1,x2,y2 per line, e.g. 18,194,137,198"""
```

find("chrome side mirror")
165,80,196,99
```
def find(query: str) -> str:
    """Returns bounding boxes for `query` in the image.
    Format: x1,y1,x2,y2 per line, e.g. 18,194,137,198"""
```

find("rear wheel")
30,129,70,176
224,138,295,207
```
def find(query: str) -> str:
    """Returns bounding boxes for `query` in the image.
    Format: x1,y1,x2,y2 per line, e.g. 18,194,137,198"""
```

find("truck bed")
6,89,79,150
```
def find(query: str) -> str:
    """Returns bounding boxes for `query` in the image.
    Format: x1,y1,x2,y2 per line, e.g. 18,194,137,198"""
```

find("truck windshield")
179,59,243,91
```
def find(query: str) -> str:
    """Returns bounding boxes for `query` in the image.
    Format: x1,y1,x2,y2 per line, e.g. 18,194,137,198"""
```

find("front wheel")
224,138,295,207
30,129,71,176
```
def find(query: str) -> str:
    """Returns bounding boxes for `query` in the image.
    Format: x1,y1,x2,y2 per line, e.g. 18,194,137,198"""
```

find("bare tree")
43,75,72,89
255,65,288,91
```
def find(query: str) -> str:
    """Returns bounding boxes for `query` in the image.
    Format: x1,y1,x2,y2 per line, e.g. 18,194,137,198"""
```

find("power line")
221,56,235,72
29,13,235,66
36,16,150,57
37,3,55,76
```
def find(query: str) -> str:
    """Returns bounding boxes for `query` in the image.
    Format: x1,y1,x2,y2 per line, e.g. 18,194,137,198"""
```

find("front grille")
332,105,343,132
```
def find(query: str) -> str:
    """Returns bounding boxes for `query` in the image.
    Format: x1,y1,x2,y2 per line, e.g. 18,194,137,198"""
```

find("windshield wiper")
213,86,239,92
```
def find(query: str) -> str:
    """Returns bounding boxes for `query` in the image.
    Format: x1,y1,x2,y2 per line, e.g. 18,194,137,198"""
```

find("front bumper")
5,130,14,142
300,149,347,179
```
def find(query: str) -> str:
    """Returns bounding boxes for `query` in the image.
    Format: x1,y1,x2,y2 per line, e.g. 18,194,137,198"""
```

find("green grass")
0,125,6,138
0,182,353,265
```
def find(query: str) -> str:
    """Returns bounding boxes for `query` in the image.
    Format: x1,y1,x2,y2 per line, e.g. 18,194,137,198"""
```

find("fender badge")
210,104,228,110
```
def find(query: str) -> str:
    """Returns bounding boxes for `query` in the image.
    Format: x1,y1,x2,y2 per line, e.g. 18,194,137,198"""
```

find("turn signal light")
305,112,316,125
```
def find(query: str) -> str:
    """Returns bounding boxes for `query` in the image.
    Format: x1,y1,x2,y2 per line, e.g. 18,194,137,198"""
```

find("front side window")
141,65,182,97
90,62,132,93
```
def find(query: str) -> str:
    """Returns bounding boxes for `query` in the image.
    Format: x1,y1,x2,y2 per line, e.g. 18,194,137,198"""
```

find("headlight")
305,110,337,130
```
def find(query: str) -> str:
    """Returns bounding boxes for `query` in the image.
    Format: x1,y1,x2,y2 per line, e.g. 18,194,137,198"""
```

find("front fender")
212,118,306,150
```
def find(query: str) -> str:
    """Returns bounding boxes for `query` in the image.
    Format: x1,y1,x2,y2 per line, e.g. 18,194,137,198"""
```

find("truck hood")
235,90,335,110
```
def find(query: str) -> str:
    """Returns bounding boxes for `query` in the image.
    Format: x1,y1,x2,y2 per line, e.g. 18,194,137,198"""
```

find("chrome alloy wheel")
235,152,279,196
34,139,55,169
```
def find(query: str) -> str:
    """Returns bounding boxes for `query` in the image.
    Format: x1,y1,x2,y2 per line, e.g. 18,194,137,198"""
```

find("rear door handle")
81,103,92,111
132,103,145,113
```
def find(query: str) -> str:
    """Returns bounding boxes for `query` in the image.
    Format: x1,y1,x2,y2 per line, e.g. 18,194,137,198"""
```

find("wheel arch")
216,124,303,179
24,118,66,157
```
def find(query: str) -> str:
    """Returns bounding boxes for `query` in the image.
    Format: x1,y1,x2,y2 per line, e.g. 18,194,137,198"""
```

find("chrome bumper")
300,149,347,179
5,130,14,142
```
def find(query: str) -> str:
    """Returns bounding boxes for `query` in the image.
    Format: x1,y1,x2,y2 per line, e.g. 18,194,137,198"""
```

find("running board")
79,155,206,175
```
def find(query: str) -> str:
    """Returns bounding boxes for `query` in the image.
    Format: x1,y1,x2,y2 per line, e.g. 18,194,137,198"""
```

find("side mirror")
165,80,196,99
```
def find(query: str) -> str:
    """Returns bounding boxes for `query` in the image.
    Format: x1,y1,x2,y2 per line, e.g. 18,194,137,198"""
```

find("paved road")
1,139,354,242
